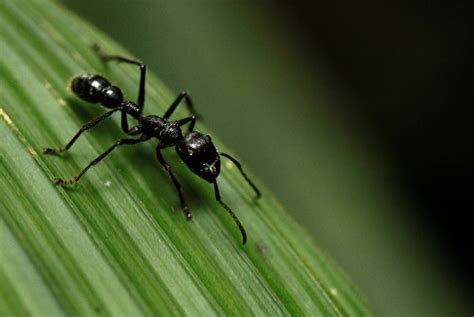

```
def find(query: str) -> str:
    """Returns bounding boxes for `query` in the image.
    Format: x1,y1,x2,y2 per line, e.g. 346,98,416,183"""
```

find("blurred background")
61,1,473,315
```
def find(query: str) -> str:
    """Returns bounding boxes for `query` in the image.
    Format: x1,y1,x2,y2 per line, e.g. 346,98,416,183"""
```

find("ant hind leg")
93,44,146,113
43,108,120,155
53,137,143,186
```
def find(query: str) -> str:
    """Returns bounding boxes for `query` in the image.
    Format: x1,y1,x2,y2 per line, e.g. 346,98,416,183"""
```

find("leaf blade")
0,0,375,315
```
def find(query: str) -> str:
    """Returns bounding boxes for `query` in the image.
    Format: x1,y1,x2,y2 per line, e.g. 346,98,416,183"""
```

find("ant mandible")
43,44,261,244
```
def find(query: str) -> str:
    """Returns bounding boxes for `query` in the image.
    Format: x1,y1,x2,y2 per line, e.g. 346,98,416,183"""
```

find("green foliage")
0,0,374,315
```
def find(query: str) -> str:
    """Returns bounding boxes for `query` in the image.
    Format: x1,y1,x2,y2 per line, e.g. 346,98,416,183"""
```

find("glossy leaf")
0,0,375,315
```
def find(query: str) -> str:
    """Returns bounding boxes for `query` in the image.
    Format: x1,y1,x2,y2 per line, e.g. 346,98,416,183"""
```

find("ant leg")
120,112,143,136
120,110,134,134
43,108,120,155
163,91,199,120
213,181,247,245
53,137,143,186
156,148,192,220
120,110,129,133
93,44,146,112
219,152,261,199
177,115,196,133
119,113,143,137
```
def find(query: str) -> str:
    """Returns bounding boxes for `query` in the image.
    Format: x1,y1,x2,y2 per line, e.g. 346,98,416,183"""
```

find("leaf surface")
0,1,374,316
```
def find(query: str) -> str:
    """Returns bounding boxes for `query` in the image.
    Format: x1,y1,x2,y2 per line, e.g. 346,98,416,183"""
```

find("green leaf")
0,0,375,315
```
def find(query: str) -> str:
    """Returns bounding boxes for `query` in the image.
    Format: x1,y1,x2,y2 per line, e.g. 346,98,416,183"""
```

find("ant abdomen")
70,74,106,103
71,73,123,109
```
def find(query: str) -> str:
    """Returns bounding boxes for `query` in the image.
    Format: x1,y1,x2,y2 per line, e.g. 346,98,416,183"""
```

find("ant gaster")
43,45,261,244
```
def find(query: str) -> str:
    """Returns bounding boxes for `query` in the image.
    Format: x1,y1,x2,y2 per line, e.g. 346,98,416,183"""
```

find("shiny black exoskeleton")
43,45,260,244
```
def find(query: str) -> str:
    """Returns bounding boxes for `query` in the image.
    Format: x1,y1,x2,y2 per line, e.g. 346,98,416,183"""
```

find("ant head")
176,132,221,183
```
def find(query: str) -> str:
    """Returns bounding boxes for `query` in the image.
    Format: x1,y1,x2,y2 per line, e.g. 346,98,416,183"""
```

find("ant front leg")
177,115,197,134
156,147,192,220
163,91,200,121
93,44,146,113
53,137,144,186
213,181,247,245
219,152,261,199
43,108,120,155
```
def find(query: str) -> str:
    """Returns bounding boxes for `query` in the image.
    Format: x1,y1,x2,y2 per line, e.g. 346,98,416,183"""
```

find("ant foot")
53,177,77,186
183,207,193,220
43,147,64,155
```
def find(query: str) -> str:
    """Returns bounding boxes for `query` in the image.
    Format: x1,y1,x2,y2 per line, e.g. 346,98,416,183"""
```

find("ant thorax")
141,115,183,146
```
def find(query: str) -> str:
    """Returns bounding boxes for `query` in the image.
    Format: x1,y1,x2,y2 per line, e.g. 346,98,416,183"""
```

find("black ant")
43,45,261,245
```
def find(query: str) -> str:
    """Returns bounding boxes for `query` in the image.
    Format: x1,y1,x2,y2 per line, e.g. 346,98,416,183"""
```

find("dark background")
278,0,474,285
62,1,473,315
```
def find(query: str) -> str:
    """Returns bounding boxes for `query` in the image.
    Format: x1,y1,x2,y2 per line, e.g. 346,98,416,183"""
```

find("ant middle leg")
93,44,146,112
219,152,261,199
119,110,143,136
156,148,192,220
43,108,120,155
120,110,137,134
213,181,247,245
53,137,143,186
